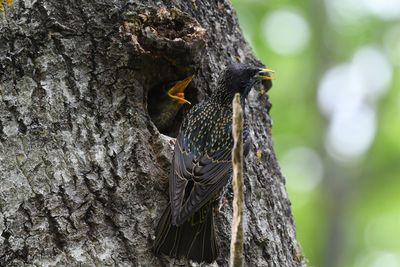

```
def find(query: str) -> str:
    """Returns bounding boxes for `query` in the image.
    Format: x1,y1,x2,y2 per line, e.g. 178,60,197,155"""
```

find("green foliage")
232,0,400,266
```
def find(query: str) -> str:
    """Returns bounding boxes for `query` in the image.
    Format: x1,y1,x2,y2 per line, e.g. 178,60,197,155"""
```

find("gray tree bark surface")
0,0,305,266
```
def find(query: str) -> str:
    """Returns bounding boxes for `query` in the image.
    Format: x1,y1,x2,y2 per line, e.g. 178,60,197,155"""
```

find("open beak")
167,76,193,105
257,68,275,81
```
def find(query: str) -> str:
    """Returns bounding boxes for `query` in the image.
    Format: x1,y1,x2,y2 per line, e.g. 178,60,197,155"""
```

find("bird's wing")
169,132,232,226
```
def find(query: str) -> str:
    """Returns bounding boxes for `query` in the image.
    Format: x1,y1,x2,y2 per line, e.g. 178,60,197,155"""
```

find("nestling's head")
213,63,273,103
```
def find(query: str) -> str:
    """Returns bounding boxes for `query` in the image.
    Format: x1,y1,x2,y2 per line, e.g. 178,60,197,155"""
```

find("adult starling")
148,76,192,134
153,63,273,263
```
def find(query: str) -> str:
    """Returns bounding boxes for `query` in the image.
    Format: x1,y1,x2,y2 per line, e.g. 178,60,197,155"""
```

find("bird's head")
213,63,274,104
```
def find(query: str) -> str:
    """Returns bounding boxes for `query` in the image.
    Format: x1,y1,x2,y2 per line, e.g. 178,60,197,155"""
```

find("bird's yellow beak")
167,76,193,105
257,68,275,81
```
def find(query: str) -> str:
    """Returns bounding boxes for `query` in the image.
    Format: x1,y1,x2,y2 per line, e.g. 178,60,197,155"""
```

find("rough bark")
0,0,305,266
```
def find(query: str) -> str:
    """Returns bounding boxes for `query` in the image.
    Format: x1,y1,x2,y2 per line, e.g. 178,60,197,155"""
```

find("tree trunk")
0,0,305,266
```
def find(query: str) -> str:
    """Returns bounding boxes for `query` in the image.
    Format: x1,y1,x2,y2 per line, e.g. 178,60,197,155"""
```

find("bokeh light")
325,0,400,24
281,147,323,193
355,251,400,267
326,103,376,161
261,9,311,55
352,46,393,99
318,46,392,161
364,0,400,20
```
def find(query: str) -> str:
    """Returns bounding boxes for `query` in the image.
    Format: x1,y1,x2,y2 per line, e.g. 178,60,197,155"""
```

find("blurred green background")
231,0,400,266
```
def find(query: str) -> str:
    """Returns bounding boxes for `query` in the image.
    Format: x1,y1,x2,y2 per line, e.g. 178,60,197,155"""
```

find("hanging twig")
230,93,244,267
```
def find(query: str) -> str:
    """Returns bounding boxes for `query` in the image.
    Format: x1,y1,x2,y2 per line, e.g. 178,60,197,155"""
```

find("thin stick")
230,93,244,267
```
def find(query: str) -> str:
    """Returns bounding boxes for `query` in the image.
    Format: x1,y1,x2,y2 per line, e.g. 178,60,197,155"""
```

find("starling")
153,63,273,263
148,76,192,134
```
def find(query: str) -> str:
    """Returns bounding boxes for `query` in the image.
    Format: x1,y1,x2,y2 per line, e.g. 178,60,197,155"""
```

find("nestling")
148,76,193,134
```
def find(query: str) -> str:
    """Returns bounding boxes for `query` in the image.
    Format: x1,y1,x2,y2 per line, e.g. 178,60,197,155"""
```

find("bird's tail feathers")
153,204,218,263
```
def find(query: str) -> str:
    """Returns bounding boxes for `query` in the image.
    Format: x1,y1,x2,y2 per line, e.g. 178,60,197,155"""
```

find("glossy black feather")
154,203,218,263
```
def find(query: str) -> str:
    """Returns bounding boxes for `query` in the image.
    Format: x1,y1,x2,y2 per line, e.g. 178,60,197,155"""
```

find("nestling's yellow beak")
167,76,193,105
258,68,275,81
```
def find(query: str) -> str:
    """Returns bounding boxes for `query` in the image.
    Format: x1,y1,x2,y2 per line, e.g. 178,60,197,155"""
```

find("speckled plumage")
154,63,272,263
183,101,234,155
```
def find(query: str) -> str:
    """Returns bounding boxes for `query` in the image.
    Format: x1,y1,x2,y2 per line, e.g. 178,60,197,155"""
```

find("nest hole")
147,77,198,138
